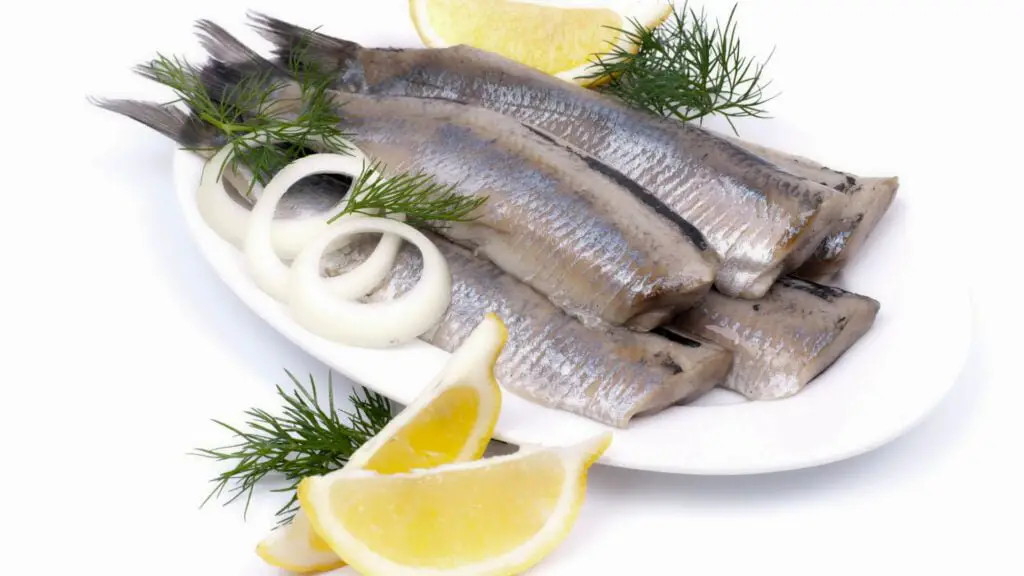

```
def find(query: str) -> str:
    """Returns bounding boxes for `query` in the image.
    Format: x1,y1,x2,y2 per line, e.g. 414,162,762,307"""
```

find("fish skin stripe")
521,124,711,252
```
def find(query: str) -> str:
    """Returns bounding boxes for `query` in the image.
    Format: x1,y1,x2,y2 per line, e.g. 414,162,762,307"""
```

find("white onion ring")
196,144,258,248
245,153,378,300
288,217,451,348
195,140,366,258
320,214,406,300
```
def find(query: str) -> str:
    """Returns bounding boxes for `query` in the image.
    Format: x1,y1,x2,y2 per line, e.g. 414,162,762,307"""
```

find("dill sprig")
140,47,353,196
193,370,394,525
584,2,777,134
329,159,487,229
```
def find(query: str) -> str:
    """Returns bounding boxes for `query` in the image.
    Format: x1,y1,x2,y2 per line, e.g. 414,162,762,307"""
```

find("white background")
2,1,1021,574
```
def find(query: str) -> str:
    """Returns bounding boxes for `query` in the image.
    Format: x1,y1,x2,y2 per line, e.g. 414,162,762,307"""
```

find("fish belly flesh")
249,14,849,299
724,136,899,282
328,234,733,428
667,277,880,400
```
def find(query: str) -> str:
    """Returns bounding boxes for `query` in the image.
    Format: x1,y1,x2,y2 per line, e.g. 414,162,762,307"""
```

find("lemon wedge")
299,432,612,576
255,512,341,573
256,313,508,573
410,0,673,85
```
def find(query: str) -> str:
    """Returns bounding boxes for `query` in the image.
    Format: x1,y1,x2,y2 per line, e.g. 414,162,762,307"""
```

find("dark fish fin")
129,55,238,121
89,98,221,148
246,11,362,77
194,19,269,67
190,19,287,106
126,23,279,118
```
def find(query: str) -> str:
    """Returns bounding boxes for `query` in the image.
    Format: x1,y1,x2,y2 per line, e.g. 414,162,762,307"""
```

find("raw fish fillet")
725,137,898,282
667,277,880,400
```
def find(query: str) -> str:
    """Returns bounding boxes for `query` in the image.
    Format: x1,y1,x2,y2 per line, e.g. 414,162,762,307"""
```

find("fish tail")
89,98,222,149
91,22,267,149
123,20,284,120
191,19,289,106
194,19,268,68
246,11,362,79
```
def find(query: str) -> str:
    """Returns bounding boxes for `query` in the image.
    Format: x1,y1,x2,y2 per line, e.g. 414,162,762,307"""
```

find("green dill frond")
138,32,486,226
329,159,487,230
192,371,394,526
584,2,777,134
139,42,354,196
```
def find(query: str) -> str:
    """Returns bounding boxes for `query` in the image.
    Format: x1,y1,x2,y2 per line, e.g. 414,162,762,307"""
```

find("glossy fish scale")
250,14,849,299
540,113,797,292
275,89,720,329
724,136,899,282
668,277,880,400
395,58,843,298
328,235,732,428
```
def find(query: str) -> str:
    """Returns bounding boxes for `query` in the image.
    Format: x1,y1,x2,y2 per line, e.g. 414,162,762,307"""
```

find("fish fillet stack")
100,15,897,428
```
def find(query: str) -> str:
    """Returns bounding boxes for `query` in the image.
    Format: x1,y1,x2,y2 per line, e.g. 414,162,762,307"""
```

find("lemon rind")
299,433,612,576
255,543,345,574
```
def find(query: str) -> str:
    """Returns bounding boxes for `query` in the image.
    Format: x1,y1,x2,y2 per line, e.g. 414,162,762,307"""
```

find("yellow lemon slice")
298,433,612,576
256,313,508,573
410,0,673,85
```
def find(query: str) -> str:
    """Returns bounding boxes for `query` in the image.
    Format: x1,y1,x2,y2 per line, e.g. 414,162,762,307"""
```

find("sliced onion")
196,144,257,248
320,214,406,300
245,153,369,300
288,217,451,348
195,141,365,258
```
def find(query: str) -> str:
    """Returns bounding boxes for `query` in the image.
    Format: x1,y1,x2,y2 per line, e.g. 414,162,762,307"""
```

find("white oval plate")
173,148,972,475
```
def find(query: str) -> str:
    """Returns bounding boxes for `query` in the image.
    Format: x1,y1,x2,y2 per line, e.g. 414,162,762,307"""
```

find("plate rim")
171,148,975,476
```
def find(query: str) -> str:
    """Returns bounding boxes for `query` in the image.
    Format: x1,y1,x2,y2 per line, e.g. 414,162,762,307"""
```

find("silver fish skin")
249,14,850,299
724,136,899,282
668,277,880,400
182,21,719,330
328,233,733,428
93,98,733,428
302,89,719,330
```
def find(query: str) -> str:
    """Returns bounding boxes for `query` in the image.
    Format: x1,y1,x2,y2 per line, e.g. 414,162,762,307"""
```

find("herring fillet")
93,99,733,427
667,277,880,400
724,136,899,282
329,234,733,428
192,22,720,330
286,88,719,329
249,13,850,299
